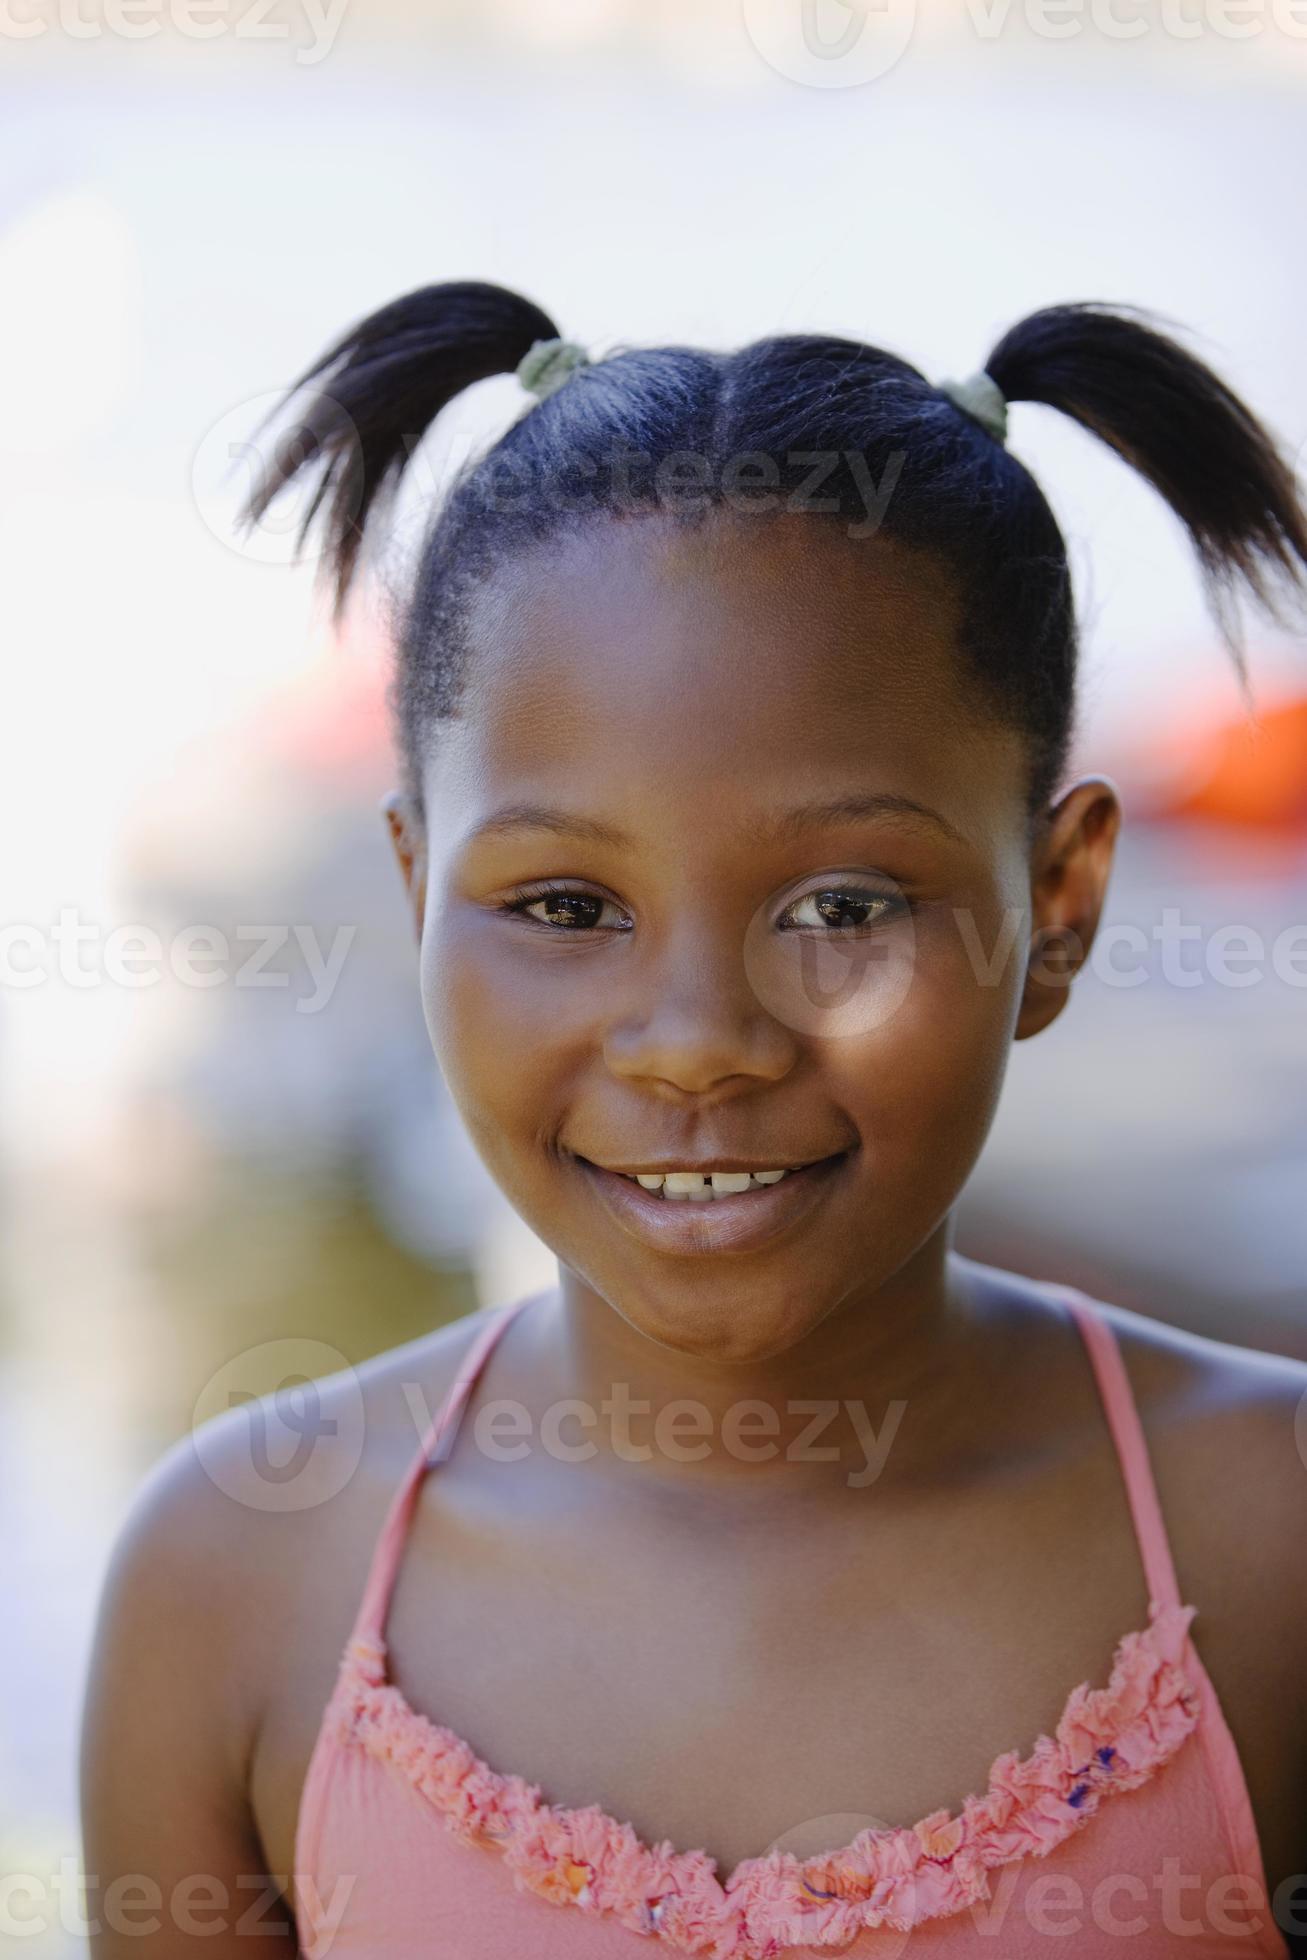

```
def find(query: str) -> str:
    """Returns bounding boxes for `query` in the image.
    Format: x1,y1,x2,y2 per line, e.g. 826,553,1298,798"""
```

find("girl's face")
391,510,1118,1363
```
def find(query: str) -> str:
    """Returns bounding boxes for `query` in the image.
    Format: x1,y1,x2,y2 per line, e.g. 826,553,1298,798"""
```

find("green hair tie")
938,370,1008,444
516,336,591,401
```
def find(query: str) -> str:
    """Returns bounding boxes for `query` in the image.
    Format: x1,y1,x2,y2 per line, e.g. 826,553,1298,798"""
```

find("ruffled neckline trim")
327,1602,1201,1959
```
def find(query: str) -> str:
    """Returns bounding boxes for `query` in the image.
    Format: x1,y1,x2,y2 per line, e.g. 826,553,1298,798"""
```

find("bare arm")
79,1432,300,1956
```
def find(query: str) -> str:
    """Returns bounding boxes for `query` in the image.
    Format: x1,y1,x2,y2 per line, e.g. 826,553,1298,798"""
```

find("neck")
518,1230,997,1498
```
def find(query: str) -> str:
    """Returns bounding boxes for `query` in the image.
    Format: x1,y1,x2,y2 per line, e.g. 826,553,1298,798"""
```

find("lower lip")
572,1153,851,1256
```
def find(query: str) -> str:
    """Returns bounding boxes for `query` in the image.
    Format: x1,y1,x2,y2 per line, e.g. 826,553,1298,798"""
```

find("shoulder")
1065,1285,1307,1669
965,1259,1307,1607
974,1254,1307,1505
1088,1292,1307,1520
102,1306,498,1558
1058,1288,1307,1569
85,1308,500,1766
1088,1295,1307,1885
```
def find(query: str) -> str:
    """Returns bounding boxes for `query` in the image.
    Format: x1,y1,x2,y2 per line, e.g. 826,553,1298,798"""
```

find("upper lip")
574,1150,848,1174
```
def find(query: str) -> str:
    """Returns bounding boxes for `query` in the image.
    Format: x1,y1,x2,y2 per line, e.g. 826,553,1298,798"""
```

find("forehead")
429,511,1025,840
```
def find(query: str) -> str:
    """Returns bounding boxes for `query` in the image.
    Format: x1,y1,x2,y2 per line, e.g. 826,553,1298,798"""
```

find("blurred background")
2,2,1305,1947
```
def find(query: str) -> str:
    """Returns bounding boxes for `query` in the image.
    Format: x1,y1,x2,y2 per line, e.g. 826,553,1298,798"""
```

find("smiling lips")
575,1151,850,1254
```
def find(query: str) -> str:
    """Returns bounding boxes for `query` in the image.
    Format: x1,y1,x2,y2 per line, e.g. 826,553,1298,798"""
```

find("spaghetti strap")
350,1290,548,1652
1057,1285,1184,1615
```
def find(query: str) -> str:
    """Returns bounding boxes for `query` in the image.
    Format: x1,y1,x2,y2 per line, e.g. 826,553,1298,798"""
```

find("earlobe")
1014,775,1122,1042
1014,924,1083,1040
381,790,428,941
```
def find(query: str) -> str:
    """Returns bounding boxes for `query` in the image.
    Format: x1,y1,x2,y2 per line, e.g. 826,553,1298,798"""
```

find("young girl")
82,284,1307,1958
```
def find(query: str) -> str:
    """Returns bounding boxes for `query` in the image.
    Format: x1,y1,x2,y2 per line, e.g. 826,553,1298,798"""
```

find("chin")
607,1273,833,1365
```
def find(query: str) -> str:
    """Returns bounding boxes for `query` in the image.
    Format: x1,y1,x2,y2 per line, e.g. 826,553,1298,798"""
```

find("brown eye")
504,885,631,932
780,887,905,931
533,892,604,930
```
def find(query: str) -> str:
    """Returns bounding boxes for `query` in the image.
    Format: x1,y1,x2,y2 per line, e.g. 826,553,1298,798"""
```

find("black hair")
240,281,1307,824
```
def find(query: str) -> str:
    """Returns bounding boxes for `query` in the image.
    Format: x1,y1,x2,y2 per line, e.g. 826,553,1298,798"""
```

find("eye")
502,882,633,932
779,885,907,932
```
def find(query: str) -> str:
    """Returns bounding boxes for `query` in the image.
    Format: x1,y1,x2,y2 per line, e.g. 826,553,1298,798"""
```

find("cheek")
418,909,590,1138
828,902,1024,1172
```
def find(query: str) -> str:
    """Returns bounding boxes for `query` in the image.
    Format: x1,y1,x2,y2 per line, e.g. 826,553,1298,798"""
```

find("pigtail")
983,302,1307,686
237,280,560,617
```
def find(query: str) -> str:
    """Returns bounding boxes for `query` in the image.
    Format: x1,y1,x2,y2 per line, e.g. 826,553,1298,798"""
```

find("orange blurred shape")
1156,694,1307,831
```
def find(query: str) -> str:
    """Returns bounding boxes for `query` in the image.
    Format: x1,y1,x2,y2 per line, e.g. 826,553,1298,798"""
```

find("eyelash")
498,882,909,934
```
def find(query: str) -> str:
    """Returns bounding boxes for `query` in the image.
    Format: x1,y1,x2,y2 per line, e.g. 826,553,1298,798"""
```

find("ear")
1015,775,1121,1042
381,790,428,942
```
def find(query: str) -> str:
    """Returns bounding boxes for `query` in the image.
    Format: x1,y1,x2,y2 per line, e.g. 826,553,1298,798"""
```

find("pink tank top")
291,1284,1288,1959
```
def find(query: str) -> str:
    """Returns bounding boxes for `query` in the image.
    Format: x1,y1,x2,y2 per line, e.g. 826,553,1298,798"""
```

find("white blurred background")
2,3,1306,1946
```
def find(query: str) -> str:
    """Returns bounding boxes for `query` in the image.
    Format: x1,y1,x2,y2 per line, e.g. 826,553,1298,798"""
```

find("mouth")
569,1148,853,1256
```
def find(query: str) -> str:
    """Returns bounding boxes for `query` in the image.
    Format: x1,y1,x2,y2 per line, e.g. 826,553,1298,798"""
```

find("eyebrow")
466,791,967,851
764,792,967,848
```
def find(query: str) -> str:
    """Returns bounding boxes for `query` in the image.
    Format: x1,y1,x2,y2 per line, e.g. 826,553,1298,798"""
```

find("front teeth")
631,1169,794,1201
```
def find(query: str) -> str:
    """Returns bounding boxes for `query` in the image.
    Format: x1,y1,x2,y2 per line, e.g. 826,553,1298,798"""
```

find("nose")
601,924,797,1099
